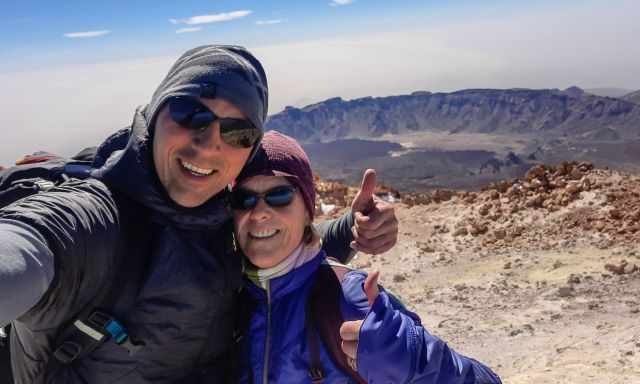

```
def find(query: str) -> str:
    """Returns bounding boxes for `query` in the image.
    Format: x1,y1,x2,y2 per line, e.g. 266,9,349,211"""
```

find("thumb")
364,270,380,306
351,169,377,214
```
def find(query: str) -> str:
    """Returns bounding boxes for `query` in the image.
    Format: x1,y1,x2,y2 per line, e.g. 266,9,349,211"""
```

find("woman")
231,130,502,383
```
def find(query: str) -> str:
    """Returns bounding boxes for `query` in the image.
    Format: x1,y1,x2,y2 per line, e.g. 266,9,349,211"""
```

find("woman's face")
233,175,308,269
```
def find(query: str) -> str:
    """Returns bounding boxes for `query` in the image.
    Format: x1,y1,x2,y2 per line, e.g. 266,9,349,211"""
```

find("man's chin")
167,184,228,208
169,191,211,208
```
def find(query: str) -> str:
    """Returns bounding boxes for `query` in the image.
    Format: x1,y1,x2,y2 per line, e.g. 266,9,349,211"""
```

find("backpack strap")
305,304,325,384
0,155,93,209
306,258,366,384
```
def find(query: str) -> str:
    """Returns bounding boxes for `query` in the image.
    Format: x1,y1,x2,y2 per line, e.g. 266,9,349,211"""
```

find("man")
0,45,397,383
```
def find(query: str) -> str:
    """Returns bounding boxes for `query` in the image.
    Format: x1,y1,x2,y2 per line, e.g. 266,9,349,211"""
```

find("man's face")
153,97,253,208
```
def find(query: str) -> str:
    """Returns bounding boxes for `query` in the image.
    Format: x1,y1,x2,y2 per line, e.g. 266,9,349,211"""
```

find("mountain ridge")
266,87,640,142
622,89,640,105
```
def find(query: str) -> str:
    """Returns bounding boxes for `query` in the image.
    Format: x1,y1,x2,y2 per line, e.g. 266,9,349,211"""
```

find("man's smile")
179,159,215,177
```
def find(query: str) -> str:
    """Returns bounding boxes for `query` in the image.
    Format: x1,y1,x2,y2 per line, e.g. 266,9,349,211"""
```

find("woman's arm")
340,271,502,384
357,290,502,384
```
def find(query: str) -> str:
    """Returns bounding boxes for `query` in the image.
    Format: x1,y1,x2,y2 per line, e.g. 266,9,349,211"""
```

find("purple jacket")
240,251,502,383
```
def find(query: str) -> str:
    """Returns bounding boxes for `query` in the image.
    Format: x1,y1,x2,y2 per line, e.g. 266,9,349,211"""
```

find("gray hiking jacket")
0,45,355,383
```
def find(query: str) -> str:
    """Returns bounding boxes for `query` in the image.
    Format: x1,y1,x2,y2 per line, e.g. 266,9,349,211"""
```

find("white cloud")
169,10,252,25
176,27,202,34
63,30,111,38
256,19,286,26
330,0,354,6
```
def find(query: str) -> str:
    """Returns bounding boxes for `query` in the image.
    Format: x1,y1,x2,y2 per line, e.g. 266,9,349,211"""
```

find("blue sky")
1,0,639,165
2,0,435,70
1,0,563,71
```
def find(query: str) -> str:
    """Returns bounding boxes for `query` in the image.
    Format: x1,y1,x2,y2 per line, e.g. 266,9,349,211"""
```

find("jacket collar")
245,249,326,302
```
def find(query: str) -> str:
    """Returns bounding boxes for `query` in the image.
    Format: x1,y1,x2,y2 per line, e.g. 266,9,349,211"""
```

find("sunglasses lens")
169,97,214,130
231,186,296,210
264,187,295,207
219,119,262,148
231,191,258,210
189,111,214,130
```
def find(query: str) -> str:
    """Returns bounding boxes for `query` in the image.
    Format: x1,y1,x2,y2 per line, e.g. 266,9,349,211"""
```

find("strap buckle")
309,367,324,384
53,310,143,365
102,316,143,356
87,310,112,329
53,341,82,364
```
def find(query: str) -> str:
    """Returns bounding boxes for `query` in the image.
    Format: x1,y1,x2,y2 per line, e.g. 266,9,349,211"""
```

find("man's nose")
192,121,223,151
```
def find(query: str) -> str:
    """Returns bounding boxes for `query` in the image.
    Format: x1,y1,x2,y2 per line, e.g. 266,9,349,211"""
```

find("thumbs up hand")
339,271,380,367
350,169,398,255
363,270,380,306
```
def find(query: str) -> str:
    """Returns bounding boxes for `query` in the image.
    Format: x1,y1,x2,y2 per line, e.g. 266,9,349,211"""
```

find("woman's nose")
249,198,272,222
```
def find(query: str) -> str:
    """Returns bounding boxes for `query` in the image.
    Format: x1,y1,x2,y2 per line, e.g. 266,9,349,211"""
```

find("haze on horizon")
1,0,639,165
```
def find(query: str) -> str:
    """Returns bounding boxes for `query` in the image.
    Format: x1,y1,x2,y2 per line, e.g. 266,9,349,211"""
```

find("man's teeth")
251,229,278,239
180,160,213,176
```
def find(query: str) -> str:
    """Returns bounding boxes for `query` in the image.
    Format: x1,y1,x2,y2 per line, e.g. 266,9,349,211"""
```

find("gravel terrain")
317,162,640,383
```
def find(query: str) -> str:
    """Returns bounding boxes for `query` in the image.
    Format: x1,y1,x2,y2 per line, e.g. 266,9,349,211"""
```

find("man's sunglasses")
168,96,262,149
230,185,297,210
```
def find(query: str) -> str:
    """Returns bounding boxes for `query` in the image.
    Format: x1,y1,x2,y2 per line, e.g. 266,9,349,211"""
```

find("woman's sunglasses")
230,185,297,210
167,96,262,149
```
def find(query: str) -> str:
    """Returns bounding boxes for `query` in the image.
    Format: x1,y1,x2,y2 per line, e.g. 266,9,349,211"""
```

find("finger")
341,340,358,359
364,270,380,306
354,214,398,239
351,226,359,243
354,201,395,232
339,320,363,341
353,211,371,225
355,230,397,249
353,239,396,255
353,234,397,255
350,169,377,214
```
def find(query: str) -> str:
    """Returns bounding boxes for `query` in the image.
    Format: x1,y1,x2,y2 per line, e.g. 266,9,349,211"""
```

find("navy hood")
91,45,269,229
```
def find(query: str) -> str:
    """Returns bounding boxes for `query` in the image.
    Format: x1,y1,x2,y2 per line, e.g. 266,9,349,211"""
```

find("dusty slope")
316,162,640,383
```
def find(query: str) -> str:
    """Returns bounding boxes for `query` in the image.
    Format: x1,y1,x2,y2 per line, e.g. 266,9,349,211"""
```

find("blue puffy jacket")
240,251,502,384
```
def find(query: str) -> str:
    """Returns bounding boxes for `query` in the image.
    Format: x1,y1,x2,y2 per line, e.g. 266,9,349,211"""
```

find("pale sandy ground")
349,206,640,384
316,164,640,383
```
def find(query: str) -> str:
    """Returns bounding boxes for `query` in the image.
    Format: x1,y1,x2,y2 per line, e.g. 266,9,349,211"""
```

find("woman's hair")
303,224,321,245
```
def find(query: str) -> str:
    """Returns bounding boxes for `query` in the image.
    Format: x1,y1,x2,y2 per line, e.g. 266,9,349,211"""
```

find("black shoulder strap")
306,258,366,384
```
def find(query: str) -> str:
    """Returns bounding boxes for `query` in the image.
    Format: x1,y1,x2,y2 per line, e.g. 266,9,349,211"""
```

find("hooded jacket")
0,45,354,383
241,250,503,384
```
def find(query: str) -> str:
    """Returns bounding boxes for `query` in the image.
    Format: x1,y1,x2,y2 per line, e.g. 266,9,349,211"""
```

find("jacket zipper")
262,281,272,384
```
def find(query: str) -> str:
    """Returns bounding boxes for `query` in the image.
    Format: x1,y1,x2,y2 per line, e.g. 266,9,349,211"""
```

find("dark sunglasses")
230,185,297,210
168,96,262,149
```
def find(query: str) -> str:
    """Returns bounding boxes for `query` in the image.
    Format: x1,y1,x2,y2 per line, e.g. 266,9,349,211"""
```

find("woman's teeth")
180,160,213,176
250,229,278,239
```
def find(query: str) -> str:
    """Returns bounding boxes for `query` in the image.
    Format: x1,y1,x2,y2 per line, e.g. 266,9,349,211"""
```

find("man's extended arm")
0,219,54,326
316,210,355,263
0,179,119,327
